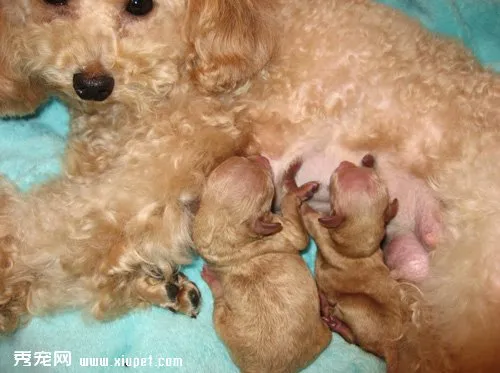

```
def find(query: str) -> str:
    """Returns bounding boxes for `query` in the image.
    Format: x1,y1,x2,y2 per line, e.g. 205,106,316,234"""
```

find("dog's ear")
184,0,276,93
318,214,346,229
252,216,282,236
384,198,399,223
0,11,46,116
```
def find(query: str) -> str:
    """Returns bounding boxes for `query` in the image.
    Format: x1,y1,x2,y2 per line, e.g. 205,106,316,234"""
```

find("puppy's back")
215,252,331,373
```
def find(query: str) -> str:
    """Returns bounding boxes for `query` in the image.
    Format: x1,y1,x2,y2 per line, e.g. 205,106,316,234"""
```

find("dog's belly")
268,144,366,213
268,144,441,245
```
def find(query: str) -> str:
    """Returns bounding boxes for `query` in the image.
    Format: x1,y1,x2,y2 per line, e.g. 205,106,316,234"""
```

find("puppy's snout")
73,72,114,101
336,161,356,173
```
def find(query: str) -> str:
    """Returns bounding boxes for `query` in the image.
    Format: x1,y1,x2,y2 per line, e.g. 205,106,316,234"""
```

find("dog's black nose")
73,73,114,101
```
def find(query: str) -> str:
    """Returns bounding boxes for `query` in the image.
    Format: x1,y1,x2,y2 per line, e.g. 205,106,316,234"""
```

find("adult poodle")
0,0,499,372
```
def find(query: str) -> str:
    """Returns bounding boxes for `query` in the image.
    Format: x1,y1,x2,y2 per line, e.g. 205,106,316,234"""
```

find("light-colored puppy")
193,156,331,373
297,157,404,373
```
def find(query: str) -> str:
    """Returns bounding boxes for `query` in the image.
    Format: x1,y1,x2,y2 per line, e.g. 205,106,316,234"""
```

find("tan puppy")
193,156,331,373
298,156,404,373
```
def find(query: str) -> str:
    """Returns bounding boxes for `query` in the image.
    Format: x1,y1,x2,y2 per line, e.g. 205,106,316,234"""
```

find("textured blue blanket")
1,1,499,372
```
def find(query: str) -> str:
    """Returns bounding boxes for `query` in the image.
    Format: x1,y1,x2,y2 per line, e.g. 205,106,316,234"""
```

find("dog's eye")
44,0,68,5
125,0,154,16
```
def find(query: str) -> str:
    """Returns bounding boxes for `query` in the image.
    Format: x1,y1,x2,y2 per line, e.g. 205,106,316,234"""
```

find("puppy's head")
0,0,275,113
193,155,280,258
319,161,398,258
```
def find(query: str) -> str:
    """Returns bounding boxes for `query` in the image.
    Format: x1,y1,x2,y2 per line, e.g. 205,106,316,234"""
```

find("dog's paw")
137,269,201,318
162,272,201,318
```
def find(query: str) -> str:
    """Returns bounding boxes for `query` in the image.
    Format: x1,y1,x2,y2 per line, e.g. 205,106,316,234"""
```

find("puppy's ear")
184,0,276,93
318,214,345,229
252,216,282,236
384,198,399,223
0,12,46,115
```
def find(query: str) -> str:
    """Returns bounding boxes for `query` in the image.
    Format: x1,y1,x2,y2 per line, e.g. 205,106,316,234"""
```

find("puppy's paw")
321,315,356,344
295,181,319,202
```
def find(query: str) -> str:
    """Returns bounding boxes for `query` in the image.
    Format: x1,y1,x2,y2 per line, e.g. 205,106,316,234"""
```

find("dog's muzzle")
73,72,115,101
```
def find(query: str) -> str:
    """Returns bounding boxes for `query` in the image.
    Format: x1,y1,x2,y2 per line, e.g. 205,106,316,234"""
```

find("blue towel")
1,1,499,372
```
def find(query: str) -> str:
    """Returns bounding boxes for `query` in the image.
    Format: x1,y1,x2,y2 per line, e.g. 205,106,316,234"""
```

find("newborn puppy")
299,156,405,373
193,156,331,373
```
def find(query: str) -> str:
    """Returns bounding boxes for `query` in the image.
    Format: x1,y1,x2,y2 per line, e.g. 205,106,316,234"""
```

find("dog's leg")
2,110,246,321
0,178,32,333
278,161,320,250
276,183,318,251
0,236,31,333
300,202,335,254
134,269,201,318
319,294,356,344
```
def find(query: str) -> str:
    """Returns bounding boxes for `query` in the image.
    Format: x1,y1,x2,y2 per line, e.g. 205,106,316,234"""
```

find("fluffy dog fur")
0,0,499,372
193,156,331,373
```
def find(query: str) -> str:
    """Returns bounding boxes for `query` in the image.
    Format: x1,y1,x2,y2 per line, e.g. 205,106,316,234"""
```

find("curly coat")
0,1,499,372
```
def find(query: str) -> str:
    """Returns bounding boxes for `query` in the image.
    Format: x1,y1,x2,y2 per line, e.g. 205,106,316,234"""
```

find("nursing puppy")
193,156,331,373
298,156,404,373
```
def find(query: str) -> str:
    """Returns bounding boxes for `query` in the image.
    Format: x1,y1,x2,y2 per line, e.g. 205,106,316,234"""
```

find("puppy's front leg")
278,186,317,250
320,296,356,344
300,203,326,242
279,160,319,250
